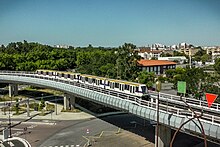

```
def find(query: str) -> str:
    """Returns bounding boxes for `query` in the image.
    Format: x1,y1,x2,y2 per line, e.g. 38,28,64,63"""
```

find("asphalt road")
39,114,152,147
1,114,220,147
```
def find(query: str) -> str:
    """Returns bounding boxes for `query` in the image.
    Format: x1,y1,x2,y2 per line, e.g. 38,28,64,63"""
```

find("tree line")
0,41,219,101
0,41,141,81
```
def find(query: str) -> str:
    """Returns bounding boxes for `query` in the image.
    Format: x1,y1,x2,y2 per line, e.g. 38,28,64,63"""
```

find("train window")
92,79,95,83
62,73,64,77
46,72,48,75
85,77,88,81
125,84,129,90
141,86,146,93
115,83,119,88
136,87,139,92
107,81,110,86
67,74,70,78
100,80,103,84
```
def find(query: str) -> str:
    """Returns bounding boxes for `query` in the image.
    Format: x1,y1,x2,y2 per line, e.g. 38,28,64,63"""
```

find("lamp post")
8,102,12,138
156,80,161,147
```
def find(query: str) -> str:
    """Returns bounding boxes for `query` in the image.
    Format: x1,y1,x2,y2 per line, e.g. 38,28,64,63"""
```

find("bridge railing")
149,90,220,112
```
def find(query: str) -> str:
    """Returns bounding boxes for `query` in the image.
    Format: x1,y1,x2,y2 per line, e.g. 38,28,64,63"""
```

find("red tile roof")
138,59,177,66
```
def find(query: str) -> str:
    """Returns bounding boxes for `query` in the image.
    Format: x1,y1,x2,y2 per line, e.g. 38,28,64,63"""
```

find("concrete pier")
64,94,75,110
9,84,18,97
155,124,171,147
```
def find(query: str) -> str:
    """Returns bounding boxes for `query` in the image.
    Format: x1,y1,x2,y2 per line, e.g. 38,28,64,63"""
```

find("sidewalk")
0,103,95,123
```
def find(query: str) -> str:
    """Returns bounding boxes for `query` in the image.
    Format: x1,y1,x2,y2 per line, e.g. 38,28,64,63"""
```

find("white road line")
11,128,23,131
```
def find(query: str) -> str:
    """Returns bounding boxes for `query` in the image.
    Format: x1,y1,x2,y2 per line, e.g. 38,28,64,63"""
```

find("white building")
138,49,163,59
158,56,187,64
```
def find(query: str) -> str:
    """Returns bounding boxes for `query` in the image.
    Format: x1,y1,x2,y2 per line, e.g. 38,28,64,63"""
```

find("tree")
115,43,141,80
201,54,211,64
15,98,19,114
138,71,156,88
39,98,45,111
214,58,220,74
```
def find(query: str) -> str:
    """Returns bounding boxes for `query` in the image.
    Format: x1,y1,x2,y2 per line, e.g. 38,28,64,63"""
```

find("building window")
158,66,160,71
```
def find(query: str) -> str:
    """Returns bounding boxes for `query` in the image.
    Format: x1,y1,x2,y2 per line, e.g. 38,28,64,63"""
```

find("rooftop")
138,59,177,66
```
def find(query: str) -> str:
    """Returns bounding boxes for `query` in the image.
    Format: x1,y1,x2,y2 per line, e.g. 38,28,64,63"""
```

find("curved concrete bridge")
0,71,219,147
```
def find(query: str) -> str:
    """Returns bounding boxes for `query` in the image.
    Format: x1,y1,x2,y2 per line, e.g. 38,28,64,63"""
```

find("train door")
110,82,114,89
130,85,133,93
96,79,99,85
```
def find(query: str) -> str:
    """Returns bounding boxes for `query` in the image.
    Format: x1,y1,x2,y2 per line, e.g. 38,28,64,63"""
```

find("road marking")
27,124,38,129
11,128,23,131
12,131,23,137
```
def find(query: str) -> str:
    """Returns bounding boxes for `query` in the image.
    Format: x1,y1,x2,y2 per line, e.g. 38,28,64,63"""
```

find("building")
137,48,163,59
204,46,220,61
54,44,69,49
158,56,187,64
137,59,177,75
179,48,199,56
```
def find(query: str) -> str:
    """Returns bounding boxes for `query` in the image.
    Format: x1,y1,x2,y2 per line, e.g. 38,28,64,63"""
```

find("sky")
0,0,220,47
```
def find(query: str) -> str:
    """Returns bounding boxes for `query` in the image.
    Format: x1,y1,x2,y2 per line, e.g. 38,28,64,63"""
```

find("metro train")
36,69,150,98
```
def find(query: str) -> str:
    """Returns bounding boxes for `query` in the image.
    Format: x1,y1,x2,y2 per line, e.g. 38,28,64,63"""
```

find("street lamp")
7,102,12,138
156,80,161,147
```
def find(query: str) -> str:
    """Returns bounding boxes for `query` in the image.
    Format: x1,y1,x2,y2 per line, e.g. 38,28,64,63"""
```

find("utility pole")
156,80,161,147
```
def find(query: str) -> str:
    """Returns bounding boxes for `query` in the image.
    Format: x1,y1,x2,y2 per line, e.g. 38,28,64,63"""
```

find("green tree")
115,43,141,80
138,71,156,88
15,98,19,114
214,58,220,74
39,98,45,111
201,54,211,64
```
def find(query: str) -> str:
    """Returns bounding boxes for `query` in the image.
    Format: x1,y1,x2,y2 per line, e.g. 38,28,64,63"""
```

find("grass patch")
24,86,64,96
0,95,28,102
46,103,55,111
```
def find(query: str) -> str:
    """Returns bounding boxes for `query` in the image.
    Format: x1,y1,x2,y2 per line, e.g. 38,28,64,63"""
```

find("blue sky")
0,0,220,47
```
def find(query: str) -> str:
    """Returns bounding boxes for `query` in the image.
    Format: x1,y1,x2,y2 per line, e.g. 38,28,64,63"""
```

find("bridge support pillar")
64,94,76,110
155,124,171,147
64,94,70,110
70,96,75,110
9,84,18,97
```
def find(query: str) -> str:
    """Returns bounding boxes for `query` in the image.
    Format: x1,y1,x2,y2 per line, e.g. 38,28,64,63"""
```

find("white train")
36,70,150,99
